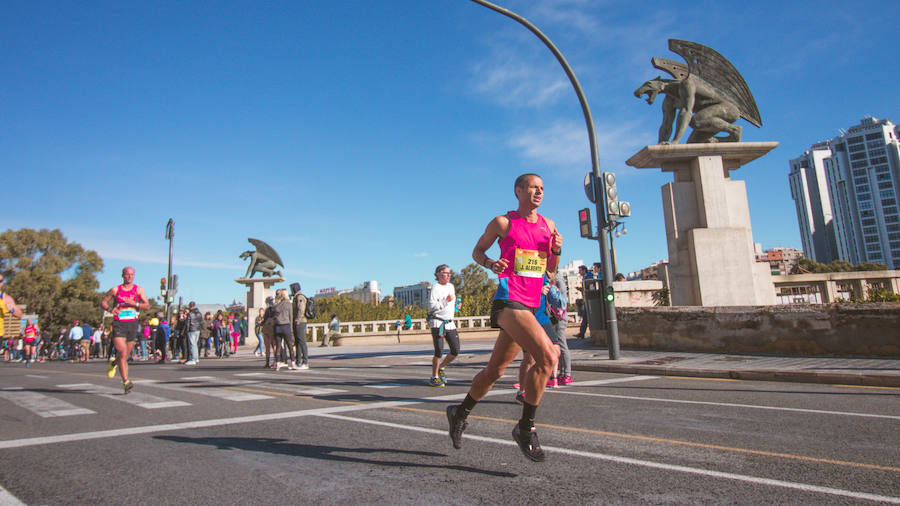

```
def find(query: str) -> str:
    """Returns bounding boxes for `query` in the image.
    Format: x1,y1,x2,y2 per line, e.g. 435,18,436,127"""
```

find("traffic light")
578,208,593,238
605,284,615,302
601,172,619,217
171,274,178,294
160,277,167,292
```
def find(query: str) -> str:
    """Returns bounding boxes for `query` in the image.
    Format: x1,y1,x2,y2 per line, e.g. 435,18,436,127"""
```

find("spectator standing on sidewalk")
200,312,212,358
291,283,310,369
272,289,296,370
185,301,202,365
156,316,170,363
68,321,83,361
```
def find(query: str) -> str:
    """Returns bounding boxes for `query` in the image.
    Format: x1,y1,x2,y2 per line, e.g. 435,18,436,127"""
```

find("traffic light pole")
165,219,174,323
470,0,620,359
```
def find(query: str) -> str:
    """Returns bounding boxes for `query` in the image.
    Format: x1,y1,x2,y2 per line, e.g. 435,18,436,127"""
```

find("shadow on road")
155,435,517,478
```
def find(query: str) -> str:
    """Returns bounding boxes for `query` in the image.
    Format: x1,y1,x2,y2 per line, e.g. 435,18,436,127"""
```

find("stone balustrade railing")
303,312,580,343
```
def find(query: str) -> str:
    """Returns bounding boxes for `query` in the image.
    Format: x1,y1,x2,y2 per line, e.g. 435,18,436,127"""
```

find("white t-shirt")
428,282,456,330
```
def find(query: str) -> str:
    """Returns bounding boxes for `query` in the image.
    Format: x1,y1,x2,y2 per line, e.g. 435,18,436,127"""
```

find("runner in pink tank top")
446,173,562,463
100,266,150,394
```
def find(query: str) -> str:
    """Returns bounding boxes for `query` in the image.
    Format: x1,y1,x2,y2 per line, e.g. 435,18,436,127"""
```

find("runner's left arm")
546,218,563,274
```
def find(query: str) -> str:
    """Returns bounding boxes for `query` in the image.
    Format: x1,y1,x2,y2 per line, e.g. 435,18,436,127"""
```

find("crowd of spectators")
1,308,248,366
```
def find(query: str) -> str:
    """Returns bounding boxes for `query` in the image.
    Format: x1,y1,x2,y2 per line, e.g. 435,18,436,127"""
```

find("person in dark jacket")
184,301,203,365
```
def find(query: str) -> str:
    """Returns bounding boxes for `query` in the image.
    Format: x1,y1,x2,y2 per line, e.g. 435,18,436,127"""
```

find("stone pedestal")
235,277,284,347
626,142,778,306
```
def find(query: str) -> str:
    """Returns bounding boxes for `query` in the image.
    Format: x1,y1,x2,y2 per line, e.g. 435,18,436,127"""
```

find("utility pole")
164,219,174,322
471,0,620,359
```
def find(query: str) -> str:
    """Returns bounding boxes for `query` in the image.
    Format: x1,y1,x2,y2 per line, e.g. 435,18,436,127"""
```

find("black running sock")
459,393,478,419
519,401,537,431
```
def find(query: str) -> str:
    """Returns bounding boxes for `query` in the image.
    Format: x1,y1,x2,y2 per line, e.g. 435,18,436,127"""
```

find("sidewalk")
565,338,900,387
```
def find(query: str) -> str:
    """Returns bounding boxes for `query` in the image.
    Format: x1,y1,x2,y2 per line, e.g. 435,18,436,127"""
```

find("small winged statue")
239,238,283,278
634,39,762,144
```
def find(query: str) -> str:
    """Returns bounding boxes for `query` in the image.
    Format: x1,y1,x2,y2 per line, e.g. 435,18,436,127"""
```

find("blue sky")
3,0,899,306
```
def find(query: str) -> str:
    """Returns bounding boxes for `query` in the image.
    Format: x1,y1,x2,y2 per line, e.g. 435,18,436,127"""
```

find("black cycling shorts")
431,328,460,357
489,299,537,329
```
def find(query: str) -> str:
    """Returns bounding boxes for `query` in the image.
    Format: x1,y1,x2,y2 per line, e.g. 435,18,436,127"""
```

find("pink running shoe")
546,378,558,388
513,383,521,390
561,376,573,385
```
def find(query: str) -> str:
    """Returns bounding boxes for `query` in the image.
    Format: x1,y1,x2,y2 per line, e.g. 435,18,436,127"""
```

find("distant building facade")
754,245,803,276
393,282,431,309
790,117,900,268
558,259,585,305
627,260,670,286
314,281,382,305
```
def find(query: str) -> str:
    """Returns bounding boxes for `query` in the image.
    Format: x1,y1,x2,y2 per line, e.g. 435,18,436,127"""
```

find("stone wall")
593,304,900,357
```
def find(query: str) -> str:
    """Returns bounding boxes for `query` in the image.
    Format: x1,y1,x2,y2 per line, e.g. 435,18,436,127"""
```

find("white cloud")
505,119,648,174
413,252,429,258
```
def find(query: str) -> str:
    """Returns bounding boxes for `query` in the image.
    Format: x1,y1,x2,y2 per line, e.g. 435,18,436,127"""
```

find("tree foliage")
0,228,104,331
454,263,496,317
791,257,889,274
309,262,498,323
310,296,426,324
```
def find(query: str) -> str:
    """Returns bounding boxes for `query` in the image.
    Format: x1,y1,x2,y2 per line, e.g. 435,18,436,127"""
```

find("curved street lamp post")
469,0,620,359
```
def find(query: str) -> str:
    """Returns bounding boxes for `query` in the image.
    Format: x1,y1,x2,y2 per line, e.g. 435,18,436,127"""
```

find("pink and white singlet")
493,211,552,308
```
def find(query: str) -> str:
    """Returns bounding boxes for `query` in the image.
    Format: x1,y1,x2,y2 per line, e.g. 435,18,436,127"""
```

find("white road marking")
0,387,95,418
24,374,47,379
139,379,272,402
553,390,900,420
0,484,25,505
318,413,900,504
365,382,406,389
0,375,652,449
58,383,190,409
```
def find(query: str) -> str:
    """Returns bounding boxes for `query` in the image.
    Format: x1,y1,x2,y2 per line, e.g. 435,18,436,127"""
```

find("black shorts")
489,299,537,329
112,320,140,342
431,328,460,357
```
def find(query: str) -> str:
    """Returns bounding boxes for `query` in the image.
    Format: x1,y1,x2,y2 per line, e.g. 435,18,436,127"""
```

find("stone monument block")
627,142,777,306
235,276,284,347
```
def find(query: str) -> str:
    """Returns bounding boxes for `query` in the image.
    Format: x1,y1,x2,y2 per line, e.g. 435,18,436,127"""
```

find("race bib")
117,308,138,321
514,248,547,278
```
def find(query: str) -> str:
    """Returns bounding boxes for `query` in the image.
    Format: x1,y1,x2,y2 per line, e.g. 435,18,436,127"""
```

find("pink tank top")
494,211,552,308
114,284,141,321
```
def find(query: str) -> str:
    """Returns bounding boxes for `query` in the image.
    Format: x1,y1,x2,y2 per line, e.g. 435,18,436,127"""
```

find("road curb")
571,362,900,387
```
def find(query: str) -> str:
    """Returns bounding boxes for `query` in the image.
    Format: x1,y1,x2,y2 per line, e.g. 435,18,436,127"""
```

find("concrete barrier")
591,303,900,357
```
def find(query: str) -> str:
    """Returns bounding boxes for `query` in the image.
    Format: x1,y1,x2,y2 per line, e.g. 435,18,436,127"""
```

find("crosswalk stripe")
139,378,273,402
0,387,95,418
205,374,347,396
57,383,191,409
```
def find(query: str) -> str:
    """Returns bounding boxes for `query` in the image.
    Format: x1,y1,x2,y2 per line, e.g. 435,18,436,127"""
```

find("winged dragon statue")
239,238,283,278
634,39,761,144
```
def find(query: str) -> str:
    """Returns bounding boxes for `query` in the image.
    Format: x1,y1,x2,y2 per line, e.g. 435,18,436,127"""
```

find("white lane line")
318,413,900,504
25,374,47,379
365,382,405,389
562,376,657,387
552,390,900,420
0,484,25,505
58,383,191,409
0,375,654,449
0,387,95,418
139,379,272,402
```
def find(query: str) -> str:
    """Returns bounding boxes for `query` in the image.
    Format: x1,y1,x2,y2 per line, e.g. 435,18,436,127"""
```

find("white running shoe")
298,362,309,370
185,360,198,366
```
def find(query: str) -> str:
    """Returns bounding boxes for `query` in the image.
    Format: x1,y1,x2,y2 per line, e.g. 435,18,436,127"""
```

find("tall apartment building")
790,117,900,268
754,245,803,275
788,143,837,262
558,259,585,305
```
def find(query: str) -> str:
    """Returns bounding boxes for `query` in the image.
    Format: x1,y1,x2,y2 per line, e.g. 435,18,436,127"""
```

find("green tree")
855,262,889,271
792,257,888,274
310,295,426,324
455,262,496,317
0,228,104,330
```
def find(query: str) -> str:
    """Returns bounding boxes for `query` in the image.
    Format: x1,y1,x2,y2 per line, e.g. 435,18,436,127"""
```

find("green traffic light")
605,293,615,302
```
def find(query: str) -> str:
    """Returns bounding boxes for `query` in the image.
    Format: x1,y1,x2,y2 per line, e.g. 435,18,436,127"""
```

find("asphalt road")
1,346,898,505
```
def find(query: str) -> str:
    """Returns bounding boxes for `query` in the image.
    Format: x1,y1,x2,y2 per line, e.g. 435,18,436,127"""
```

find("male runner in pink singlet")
100,266,150,394
446,173,562,462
